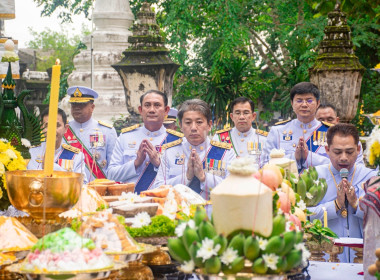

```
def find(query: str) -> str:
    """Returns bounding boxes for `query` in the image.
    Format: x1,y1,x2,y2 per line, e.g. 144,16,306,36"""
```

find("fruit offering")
285,166,328,207
368,248,380,278
22,228,113,272
168,207,309,275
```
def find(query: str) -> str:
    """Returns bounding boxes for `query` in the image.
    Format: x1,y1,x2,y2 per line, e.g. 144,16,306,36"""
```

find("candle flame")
55,59,60,65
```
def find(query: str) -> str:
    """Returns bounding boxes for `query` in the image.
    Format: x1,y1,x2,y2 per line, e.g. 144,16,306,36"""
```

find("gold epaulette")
321,121,334,127
215,127,232,134
274,119,291,126
62,144,80,154
256,129,268,137
210,140,232,150
166,129,184,138
121,124,140,134
162,138,183,150
98,120,113,128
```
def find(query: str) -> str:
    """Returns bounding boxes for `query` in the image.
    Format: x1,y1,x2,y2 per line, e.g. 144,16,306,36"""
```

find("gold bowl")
5,170,82,220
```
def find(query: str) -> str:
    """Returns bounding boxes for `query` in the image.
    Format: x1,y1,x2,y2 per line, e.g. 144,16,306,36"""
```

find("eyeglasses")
233,111,252,117
295,99,315,105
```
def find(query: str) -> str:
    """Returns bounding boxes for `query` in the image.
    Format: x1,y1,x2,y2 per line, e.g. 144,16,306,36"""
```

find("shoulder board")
215,127,232,134
210,140,232,150
161,138,183,150
98,120,113,128
121,124,140,134
321,121,334,127
166,129,184,138
256,129,268,137
274,119,291,126
62,144,80,154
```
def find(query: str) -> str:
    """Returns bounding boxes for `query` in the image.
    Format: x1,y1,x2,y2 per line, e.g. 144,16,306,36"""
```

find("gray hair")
178,99,212,124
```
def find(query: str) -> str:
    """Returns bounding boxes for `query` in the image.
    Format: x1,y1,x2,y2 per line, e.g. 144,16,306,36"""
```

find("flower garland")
0,139,27,208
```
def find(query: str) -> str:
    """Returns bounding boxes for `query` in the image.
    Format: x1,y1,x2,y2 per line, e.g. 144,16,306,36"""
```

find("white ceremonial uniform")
107,124,168,184
65,117,117,182
309,163,377,262
263,119,331,170
153,138,236,199
27,142,88,183
212,127,267,158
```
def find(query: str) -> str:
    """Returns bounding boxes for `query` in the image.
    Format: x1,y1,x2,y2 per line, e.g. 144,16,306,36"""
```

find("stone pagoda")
112,2,179,121
65,0,134,122
309,4,365,123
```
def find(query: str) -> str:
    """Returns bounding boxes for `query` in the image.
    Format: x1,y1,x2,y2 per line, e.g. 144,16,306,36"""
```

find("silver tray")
6,260,127,280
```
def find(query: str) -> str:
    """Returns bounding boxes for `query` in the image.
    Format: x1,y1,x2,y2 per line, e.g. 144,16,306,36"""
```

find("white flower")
21,138,31,148
132,212,151,228
285,221,292,232
175,220,196,237
196,238,221,262
297,199,306,211
293,178,299,184
220,247,238,265
0,162,4,175
119,192,140,204
180,260,194,273
0,138,8,143
262,253,279,271
277,208,283,215
306,192,313,199
257,236,268,251
5,149,17,159
295,243,311,267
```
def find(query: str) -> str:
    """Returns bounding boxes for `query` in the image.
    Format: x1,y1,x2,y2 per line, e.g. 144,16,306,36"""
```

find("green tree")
26,27,89,101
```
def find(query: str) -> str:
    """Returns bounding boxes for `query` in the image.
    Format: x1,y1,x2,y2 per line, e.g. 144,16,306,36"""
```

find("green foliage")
125,215,178,238
304,219,338,244
26,27,89,102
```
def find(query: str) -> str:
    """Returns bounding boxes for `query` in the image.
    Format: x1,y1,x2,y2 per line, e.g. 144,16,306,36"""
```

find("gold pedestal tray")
15,217,70,239
141,247,171,266
109,261,153,280
105,243,156,263
6,261,127,280
5,170,82,220
0,257,26,280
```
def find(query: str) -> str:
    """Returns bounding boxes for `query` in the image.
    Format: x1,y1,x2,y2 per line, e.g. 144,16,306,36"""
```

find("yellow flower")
0,162,4,175
369,141,380,166
5,149,17,159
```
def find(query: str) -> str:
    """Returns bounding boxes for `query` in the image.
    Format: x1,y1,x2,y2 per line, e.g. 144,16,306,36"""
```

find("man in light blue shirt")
308,123,377,262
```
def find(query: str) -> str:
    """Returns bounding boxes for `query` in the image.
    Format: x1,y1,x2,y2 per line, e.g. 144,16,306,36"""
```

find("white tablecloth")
308,261,363,280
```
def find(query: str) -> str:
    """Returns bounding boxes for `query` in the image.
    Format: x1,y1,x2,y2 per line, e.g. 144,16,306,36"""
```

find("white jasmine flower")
262,253,279,271
295,243,311,267
285,221,293,232
277,208,284,215
306,192,313,199
257,236,268,251
132,212,151,228
175,220,196,237
220,247,238,265
21,138,31,148
196,238,221,262
119,192,140,204
5,149,17,159
180,260,194,273
297,199,306,211
293,178,299,184
0,138,8,143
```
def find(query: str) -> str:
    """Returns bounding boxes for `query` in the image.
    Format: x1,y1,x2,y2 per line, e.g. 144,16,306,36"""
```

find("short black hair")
140,89,168,107
40,108,68,125
326,123,359,146
317,103,337,115
290,82,320,101
178,99,212,124
230,97,255,113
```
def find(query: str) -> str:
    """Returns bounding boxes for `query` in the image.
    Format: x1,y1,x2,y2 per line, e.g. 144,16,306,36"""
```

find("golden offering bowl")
5,170,82,220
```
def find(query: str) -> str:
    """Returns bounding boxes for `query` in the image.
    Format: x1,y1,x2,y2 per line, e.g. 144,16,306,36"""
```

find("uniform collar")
141,125,166,137
233,127,254,137
183,138,210,152
73,117,96,129
294,118,319,129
